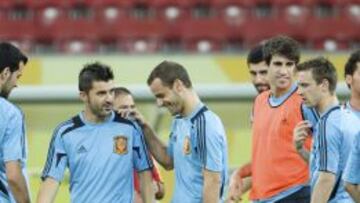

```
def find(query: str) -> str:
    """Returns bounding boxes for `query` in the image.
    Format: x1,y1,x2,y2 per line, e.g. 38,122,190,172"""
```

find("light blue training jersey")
167,103,228,203
310,104,357,203
41,111,152,203
343,102,360,185
0,97,28,203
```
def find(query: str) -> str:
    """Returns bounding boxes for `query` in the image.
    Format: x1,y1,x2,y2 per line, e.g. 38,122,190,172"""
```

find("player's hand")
227,169,243,203
293,120,312,151
154,181,165,200
117,108,147,126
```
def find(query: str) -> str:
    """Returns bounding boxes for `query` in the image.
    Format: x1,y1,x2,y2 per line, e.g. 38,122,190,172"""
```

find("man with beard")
0,42,30,203
37,62,153,203
248,44,270,94
228,44,270,201
125,61,228,203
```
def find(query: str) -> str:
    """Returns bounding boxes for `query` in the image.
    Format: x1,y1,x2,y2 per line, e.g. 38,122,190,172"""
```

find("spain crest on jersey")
113,136,128,155
183,136,191,155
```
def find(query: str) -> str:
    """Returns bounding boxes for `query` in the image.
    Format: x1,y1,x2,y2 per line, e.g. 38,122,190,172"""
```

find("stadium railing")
11,82,350,103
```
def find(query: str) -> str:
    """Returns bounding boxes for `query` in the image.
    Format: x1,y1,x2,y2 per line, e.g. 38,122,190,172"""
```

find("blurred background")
1,0,359,202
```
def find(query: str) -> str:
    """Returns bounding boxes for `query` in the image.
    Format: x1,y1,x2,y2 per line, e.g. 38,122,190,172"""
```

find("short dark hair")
247,44,265,65
263,35,300,65
0,42,28,73
147,60,192,88
295,57,337,94
113,87,132,97
345,50,360,77
79,62,114,92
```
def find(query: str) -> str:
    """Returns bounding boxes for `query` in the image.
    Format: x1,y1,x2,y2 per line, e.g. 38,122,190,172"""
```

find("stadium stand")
0,0,359,53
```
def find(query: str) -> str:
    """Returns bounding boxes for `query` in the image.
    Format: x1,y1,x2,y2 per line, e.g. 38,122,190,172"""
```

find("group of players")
0,34,359,203
227,36,360,203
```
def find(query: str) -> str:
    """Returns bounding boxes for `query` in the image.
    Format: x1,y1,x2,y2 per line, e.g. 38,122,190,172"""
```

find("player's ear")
0,67,11,81
79,91,88,102
320,78,330,92
173,79,184,92
345,74,352,88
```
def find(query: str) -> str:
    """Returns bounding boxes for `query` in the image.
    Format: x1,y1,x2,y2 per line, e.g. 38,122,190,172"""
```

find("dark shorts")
274,186,311,203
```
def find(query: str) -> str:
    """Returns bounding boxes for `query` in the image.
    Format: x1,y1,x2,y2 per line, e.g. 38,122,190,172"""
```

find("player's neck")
271,84,292,98
350,93,360,112
181,90,201,117
317,94,339,115
83,109,109,124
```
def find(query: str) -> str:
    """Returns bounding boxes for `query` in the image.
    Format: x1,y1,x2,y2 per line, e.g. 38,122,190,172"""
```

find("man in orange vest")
229,35,318,203
228,43,270,201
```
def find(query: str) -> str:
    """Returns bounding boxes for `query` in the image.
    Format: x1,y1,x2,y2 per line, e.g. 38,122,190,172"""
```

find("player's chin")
277,80,291,89
168,109,177,115
303,99,313,107
102,108,113,115
256,86,269,93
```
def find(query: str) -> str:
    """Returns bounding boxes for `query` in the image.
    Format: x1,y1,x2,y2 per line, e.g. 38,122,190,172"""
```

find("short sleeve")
41,127,68,182
132,123,153,172
343,134,360,184
3,109,26,163
203,117,226,172
167,121,177,159
301,104,319,127
318,119,341,174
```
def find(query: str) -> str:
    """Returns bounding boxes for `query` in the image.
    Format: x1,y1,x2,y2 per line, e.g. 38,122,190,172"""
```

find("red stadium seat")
181,18,229,52
151,0,189,21
242,18,306,47
0,1,35,40
306,17,359,50
272,0,313,24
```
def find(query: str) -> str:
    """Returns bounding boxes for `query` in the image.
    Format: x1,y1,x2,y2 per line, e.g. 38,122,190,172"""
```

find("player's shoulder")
190,105,210,123
324,106,342,121
321,106,342,132
255,90,270,101
54,114,85,138
192,106,225,130
112,112,138,129
0,97,22,118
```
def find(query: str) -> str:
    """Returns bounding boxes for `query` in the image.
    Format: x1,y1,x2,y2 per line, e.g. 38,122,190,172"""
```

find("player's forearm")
241,177,252,193
311,173,336,203
7,177,30,203
139,170,154,203
345,182,360,203
142,123,173,170
203,169,221,203
36,178,60,203
296,147,310,163
5,162,30,203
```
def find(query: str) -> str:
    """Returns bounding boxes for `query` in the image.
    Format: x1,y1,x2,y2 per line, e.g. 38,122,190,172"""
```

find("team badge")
113,136,128,155
183,136,191,155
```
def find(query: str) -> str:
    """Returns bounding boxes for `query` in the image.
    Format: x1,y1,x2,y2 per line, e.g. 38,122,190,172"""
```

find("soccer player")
228,43,270,201
294,57,357,202
246,36,318,203
37,62,153,203
125,61,228,203
248,44,270,94
0,42,30,203
342,50,360,202
113,87,165,203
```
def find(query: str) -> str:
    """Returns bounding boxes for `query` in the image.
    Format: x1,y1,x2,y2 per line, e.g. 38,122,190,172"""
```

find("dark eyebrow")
155,93,164,98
